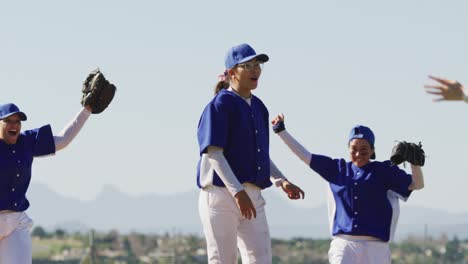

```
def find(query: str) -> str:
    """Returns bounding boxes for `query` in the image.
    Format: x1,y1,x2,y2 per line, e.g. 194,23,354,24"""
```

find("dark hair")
214,80,229,95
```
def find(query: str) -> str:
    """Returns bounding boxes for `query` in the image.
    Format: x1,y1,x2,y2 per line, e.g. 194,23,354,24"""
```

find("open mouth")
8,130,18,137
251,77,258,81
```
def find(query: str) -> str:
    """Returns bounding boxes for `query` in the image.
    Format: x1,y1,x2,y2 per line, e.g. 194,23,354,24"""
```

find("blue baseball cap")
225,43,269,69
349,125,376,159
0,103,27,121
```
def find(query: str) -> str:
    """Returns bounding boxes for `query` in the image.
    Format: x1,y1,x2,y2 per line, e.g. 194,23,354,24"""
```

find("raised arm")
271,114,312,165
425,75,468,102
408,165,424,190
53,106,91,151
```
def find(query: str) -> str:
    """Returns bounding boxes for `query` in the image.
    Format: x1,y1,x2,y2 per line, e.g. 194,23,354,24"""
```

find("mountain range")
27,183,468,241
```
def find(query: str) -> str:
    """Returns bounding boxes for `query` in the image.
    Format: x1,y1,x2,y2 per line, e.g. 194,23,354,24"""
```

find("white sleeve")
277,130,313,165
270,159,287,187
409,165,424,190
54,107,91,152
206,146,244,196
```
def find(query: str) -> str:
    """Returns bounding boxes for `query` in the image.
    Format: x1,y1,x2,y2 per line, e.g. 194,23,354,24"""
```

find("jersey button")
17,160,21,164
258,166,261,171
257,148,261,152
354,211,358,215
354,196,358,200
14,203,17,207
16,173,20,178
11,188,15,192
354,182,358,186
12,150,16,154
255,130,258,134
354,224,358,228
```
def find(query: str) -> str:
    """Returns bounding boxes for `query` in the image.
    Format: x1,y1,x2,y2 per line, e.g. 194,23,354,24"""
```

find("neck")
230,83,252,99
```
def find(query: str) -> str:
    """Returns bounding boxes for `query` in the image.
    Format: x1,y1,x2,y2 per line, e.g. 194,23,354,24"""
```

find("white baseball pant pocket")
0,212,22,240
199,186,240,264
0,212,33,264
237,185,272,264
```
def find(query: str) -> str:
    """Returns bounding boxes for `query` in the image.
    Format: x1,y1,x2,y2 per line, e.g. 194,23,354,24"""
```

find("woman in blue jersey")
197,43,305,264
271,114,425,264
0,100,97,263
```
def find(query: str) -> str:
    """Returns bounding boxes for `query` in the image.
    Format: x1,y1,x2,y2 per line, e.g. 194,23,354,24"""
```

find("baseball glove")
390,141,425,166
81,68,116,114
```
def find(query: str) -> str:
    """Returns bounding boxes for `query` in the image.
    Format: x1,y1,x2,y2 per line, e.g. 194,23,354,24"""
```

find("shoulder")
370,160,404,173
22,125,52,137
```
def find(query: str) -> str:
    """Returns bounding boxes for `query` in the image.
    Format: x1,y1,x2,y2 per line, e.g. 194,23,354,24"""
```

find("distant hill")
27,183,468,240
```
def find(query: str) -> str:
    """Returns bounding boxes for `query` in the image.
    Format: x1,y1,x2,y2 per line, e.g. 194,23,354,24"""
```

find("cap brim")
1,111,27,121
238,54,269,64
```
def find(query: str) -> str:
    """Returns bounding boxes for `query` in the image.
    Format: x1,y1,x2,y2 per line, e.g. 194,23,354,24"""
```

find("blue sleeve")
310,154,345,184
24,125,56,157
197,95,230,155
384,161,413,199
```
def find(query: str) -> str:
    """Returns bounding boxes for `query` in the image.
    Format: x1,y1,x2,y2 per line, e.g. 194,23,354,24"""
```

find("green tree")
31,226,47,238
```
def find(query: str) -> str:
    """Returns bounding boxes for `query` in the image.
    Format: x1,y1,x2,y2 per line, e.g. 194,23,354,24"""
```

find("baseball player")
271,114,425,264
197,43,305,264
0,70,115,264
425,75,468,102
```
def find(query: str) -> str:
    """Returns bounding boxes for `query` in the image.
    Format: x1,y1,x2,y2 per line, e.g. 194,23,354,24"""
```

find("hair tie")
217,70,227,82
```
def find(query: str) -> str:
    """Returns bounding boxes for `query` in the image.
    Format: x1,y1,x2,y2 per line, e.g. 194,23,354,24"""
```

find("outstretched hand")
281,180,305,200
425,75,465,102
234,190,257,219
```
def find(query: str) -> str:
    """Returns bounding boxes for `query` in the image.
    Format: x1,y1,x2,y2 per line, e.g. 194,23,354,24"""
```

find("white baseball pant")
199,183,272,264
328,236,391,264
0,211,33,264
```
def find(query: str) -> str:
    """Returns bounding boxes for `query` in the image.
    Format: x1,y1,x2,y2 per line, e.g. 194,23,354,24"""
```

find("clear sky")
2,0,468,213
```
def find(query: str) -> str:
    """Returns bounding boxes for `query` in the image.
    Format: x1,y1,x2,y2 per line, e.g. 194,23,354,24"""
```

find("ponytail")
214,80,229,95
214,70,229,95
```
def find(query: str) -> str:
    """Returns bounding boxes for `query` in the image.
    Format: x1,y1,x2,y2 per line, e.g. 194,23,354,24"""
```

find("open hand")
425,75,465,102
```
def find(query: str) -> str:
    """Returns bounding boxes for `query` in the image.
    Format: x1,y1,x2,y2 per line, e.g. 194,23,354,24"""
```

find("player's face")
0,114,22,145
230,59,263,95
349,139,374,167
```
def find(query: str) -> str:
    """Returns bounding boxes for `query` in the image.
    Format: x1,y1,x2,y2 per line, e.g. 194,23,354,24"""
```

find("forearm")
270,159,287,187
277,130,312,165
206,146,244,196
409,165,424,190
54,107,91,151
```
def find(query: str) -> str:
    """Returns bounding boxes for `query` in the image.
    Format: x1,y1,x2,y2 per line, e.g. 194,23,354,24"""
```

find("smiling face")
0,114,22,145
349,138,374,167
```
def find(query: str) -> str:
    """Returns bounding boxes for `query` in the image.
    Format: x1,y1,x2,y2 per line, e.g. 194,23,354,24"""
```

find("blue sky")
2,0,468,213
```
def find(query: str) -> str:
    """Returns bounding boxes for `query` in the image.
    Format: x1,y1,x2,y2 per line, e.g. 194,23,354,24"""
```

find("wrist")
463,88,468,103
273,121,286,133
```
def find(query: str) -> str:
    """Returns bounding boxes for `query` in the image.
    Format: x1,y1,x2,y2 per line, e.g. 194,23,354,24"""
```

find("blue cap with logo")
349,125,376,159
225,43,269,69
0,103,27,121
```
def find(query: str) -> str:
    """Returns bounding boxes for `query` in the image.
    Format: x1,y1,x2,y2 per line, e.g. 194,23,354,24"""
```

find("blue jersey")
197,89,272,189
0,125,56,211
310,154,412,242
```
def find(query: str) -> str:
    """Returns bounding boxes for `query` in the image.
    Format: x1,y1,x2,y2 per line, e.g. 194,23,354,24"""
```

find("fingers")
271,114,285,125
241,204,256,219
428,75,453,85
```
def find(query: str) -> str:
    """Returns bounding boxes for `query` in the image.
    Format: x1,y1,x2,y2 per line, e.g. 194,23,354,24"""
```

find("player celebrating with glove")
271,114,424,264
0,69,115,264
197,43,304,264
